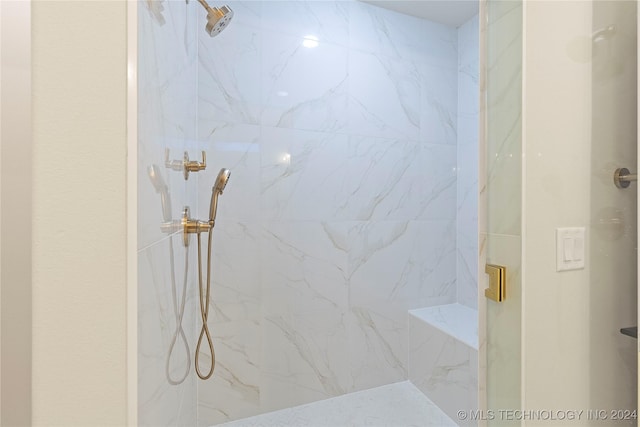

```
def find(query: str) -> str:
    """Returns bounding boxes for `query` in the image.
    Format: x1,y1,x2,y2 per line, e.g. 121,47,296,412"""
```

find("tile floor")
215,381,457,427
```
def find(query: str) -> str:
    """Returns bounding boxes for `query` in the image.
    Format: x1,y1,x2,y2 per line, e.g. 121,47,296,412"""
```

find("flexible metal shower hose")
195,230,216,379
165,236,191,385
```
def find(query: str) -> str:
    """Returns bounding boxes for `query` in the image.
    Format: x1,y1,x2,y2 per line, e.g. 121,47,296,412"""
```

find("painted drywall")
31,1,128,425
522,0,637,418
0,1,31,425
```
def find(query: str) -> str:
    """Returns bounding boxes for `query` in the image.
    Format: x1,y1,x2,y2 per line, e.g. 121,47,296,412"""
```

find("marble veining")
409,306,478,423
215,381,456,427
410,303,479,349
180,0,477,424
456,14,480,309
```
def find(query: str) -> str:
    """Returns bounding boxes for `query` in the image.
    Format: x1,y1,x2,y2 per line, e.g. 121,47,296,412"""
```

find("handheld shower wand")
209,168,231,224
193,168,230,380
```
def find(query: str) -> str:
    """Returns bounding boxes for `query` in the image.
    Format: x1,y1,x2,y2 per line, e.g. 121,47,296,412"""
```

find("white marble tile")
348,50,421,140
456,15,479,309
457,65,480,122
261,31,348,131
260,128,349,221
349,1,457,68
486,0,522,238
456,240,478,310
346,305,408,392
260,221,349,315
198,23,262,130
215,381,455,427
216,1,262,30
138,238,198,426
197,319,262,426
347,220,457,392
348,220,457,310
409,303,478,349
197,124,261,222
345,136,457,221
261,1,349,47
261,310,350,411
458,14,480,72
409,313,478,424
421,64,458,146
205,221,261,323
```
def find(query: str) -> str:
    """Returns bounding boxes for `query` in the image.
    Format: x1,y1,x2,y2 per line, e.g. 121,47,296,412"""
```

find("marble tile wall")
408,304,478,424
194,1,465,425
137,1,199,425
457,15,479,309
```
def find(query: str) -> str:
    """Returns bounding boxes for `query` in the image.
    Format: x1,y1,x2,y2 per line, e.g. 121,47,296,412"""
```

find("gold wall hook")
485,263,506,302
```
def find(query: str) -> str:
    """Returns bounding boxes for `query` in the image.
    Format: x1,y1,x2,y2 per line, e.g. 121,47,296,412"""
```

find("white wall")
31,1,128,424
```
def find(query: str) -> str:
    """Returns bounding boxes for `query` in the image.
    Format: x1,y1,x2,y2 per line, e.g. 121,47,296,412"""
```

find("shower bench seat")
408,303,478,424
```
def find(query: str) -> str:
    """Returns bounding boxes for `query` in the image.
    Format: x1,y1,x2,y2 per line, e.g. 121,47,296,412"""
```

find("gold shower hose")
195,230,215,379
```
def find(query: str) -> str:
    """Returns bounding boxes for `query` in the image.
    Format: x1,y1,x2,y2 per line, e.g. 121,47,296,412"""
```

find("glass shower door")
480,0,523,421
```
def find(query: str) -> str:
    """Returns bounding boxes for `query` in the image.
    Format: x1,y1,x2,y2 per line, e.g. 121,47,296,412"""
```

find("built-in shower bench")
408,303,478,424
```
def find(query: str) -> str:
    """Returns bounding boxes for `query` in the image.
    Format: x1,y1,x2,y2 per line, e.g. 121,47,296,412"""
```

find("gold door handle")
485,264,506,302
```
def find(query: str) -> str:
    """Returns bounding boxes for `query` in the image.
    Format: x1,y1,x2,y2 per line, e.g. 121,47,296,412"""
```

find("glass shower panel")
480,0,523,420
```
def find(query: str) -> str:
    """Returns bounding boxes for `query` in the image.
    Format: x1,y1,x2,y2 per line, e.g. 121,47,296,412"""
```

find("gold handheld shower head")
209,168,230,223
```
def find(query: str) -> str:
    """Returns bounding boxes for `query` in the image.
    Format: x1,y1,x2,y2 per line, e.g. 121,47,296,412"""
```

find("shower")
190,0,233,37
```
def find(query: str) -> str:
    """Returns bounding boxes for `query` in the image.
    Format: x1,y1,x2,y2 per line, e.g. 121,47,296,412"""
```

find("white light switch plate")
556,227,585,272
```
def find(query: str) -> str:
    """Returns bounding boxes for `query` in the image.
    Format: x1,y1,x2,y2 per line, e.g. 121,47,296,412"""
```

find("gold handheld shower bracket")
181,207,212,247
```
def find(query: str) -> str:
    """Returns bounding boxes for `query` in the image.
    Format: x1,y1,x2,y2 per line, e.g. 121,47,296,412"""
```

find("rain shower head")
192,0,233,37
205,5,234,37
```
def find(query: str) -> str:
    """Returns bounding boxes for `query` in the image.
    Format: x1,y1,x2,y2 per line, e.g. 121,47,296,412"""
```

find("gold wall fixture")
485,263,506,302
165,148,207,180
180,206,211,247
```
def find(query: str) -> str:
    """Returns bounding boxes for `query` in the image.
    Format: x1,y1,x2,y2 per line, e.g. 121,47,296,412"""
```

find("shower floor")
214,381,457,427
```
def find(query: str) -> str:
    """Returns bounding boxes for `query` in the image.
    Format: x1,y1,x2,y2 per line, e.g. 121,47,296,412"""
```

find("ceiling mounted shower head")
205,5,234,37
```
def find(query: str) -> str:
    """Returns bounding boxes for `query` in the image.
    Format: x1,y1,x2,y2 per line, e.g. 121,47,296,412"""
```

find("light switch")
556,227,586,272
563,237,574,261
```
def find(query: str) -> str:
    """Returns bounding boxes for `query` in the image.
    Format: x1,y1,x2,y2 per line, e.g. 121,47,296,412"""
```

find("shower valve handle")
165,149,207,180
183,151,207,180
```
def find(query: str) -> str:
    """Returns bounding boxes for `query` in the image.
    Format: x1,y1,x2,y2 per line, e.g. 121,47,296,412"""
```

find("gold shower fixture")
187,0,234,37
